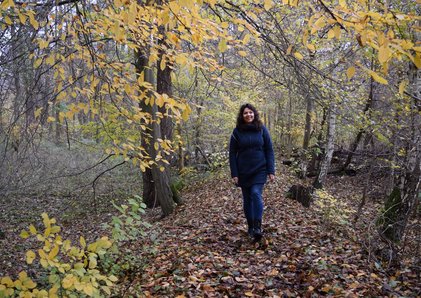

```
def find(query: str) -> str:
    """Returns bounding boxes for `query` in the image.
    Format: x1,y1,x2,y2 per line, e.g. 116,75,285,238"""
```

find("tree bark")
299,94,314,178
313,102,336,189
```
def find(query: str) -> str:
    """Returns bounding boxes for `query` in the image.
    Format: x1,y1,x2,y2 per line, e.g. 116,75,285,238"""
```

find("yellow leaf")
18,272,28,281
34,58,42,68
108,275,118,282
27,11,39,29
18,12,27,24
26,250,36,264
169,1,180,14
181,104,191,121
22,278,36,289
40,258,48,268
124,84,131,95
327,29,335,39
220,22,229,29
5,16,12,25
83,283,94,296
243,34,251,44
378,45,391,64
346,66,356,79
289,0,299,7
218,39,228,53
1,0,15,9
312,16,326,34
207,0,216,8
34,107,43,118
62,274,75,289
238,51,247,57
294,52,303,60
47,116,55,122
29,224,37,235
46,55,54,66
179,0,193,9
339,0,346,7
48,245,59,260
1,277,14,287
20,230,30,239
160,56,166,71
369,71,388,84
245,292,254,297
334,26,341,39
89,256,97,269
307,44,315,51
80,236,86,248
264,0,274,10
175,55,187,65
42,213,50,227
398,80,408,95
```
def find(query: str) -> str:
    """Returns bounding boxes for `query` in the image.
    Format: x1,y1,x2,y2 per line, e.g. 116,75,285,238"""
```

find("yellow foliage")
1,214,116,297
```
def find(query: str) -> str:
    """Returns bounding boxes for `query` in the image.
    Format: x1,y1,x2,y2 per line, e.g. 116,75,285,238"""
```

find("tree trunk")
156,27,182,206
341,75,375,172
299,95,314,178
308,107,327,175
313,102,336,189
285,93,293,159
134,49,156,208
134,19,176,215
379,54,421,243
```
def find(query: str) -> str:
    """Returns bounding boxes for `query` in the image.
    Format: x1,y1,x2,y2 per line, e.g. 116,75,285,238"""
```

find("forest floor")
126,167,420,297
0,165,420,297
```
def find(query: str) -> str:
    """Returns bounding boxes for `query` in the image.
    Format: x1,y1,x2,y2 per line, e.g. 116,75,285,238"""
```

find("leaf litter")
0,165,419,297
129,167,420,297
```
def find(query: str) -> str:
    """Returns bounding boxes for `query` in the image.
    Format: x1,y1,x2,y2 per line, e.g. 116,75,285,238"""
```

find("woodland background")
0,0,420,297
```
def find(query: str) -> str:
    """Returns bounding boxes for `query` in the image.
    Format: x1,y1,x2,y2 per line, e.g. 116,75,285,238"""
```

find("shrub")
0,213,116,297
314,189,352,226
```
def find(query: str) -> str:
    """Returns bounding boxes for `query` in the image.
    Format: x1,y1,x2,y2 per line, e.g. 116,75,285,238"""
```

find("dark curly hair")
236,103,263,130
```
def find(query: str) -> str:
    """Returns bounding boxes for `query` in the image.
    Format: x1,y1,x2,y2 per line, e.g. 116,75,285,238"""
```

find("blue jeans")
241,184,264,221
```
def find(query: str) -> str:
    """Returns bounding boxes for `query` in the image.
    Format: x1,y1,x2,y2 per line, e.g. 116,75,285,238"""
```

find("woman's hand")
232,177,239,185
268,174,275,182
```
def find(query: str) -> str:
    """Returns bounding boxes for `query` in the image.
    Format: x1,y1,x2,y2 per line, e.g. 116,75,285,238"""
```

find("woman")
229,103,275,241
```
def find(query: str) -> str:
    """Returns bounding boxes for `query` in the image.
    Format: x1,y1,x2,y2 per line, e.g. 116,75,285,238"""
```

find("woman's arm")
263,126,275,175
229,130,239,179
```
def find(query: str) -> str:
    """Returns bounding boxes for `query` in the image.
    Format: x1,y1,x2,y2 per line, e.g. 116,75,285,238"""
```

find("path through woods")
128,168,419,297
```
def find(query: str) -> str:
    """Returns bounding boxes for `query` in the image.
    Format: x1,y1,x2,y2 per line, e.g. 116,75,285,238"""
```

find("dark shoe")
253,219,263,242
247,218,254,237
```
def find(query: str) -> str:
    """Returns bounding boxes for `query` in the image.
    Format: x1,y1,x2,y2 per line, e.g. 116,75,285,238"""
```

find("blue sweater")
229,125,275,187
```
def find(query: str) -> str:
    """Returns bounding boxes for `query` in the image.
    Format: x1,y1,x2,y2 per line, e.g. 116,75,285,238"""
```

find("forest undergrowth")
0,165,419,297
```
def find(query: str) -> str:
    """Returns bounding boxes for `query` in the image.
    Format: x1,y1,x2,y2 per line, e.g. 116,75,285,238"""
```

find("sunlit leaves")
301,0,419,74
294,52,303,60
0,0,14,9
367,70,388,85
2,214,117,296
238,50,247,57
346,66,356,79
398,80,408,96
218,39,228,52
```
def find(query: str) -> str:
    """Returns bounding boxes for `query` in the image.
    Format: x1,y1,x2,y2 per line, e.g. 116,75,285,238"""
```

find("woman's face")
242,107,254,123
